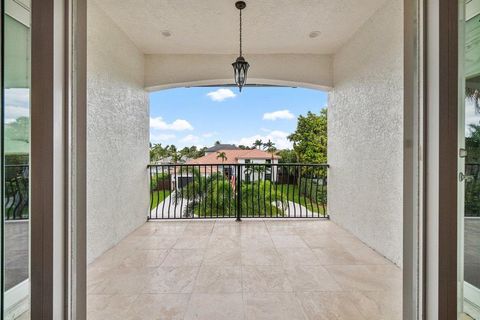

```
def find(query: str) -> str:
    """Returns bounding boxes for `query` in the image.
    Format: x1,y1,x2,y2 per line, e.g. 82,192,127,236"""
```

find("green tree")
287,109,327,163
169,145,181,163
253,139,263,149
277,149,297,163
150,143,169,162
216,151,228,163
262,139,277,160
466,123,480,162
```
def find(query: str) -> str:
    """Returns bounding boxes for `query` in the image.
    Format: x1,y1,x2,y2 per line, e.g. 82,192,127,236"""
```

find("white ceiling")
94,0,388,55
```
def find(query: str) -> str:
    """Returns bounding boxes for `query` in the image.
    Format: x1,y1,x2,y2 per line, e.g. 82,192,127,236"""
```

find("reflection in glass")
461,1,480,318
3,7,31,319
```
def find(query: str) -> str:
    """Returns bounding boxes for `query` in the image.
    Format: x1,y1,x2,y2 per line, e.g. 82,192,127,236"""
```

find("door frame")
30,0,86,318
423,0,459,319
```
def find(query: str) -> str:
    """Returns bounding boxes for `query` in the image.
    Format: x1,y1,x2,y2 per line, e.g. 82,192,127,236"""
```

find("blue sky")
149,86,328,149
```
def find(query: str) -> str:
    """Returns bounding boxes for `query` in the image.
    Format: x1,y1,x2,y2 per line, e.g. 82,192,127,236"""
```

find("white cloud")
5,105,29,122
202,132,217,138
150,117,193,131
206,88,236,102
150,133,176,143
263,109,295,121
234,130,292,150
5,88,30,123
181,134,200,143
5,88,29,107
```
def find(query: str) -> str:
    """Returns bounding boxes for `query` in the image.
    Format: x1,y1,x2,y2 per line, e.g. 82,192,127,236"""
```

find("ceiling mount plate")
235,1,246,10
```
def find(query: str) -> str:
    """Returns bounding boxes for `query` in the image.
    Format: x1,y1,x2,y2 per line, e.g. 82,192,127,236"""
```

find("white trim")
5,0,30,27
466,0,480,20
4,280,30,320
464,282,480,319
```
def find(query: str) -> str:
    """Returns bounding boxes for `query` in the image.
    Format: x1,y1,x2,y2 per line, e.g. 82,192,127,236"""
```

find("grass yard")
150,190,171,210
277,184,327,216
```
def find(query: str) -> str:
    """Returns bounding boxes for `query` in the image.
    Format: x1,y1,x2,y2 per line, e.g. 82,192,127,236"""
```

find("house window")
265,159,272,180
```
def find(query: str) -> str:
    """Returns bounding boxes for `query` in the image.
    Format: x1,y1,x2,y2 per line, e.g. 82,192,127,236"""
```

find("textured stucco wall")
328,0,403,266
87,1,149,264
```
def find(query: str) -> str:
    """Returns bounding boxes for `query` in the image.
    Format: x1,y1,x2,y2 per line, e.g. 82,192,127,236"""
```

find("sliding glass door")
459,0,480,318
3,0,31,318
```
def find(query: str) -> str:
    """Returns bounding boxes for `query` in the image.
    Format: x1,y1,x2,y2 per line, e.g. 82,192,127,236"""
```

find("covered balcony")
84,0,404,319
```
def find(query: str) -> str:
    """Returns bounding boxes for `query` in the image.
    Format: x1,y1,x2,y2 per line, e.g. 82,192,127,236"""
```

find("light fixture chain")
239,8,242,57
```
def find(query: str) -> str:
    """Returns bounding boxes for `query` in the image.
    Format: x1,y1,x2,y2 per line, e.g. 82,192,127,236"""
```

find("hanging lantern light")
232,1,250,92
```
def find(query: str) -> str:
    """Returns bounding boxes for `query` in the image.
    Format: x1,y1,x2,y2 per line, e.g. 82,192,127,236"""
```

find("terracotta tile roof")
186,149,280,165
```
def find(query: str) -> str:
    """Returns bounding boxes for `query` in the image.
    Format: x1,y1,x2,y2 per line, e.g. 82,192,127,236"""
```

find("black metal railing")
5,164,29,220
148,163,328,219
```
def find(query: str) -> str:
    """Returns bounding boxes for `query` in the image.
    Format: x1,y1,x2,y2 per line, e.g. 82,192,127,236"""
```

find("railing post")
236,165,242,221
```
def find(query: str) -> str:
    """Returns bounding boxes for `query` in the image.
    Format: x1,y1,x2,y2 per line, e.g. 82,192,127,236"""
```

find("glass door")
459,0,480,318
2,0,31,318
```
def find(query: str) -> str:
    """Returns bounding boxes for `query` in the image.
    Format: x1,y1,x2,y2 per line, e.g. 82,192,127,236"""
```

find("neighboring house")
152,155,191,165
185,148,281,185
204,144,241,155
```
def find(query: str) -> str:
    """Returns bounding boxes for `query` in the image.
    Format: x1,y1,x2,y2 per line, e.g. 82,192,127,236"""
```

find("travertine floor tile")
87,220,402,320
184,293,244,320
284,265,343,292
87,294,137,320
349,290,402,320
121,249,168,268
242,265,293,292
241,246,281,265
143,266,199,294
324,265,401,291
194,266,242,293
296,291,366,320
126,293,190,320
271,235,308,248
244,292,306,320
276,247,320,266
162,249,205,267
203,246,241,266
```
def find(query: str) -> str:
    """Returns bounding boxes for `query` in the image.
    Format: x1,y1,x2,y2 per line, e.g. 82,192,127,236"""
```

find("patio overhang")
144,54,333,91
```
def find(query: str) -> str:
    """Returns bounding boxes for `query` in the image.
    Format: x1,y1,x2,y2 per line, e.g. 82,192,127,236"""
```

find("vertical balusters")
149,166,154,218
154,165,159,219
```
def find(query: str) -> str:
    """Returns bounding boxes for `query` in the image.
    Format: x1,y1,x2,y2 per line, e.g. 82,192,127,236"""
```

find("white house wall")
144,54,333,91
328,0,404,266
87,1,149,264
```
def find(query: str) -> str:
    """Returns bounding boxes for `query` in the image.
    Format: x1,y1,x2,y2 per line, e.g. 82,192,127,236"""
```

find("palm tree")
263,139,277,160
216,151,227,163
169,145,180,164
253,139,263,149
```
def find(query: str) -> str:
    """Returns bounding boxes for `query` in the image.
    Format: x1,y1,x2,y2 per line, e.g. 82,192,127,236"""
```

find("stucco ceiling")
94,0,388,55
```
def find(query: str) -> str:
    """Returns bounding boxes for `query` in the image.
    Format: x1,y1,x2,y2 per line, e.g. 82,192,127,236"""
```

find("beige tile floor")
87,219,402,320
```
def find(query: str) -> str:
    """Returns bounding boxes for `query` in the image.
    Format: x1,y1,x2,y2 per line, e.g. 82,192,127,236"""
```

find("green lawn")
277,184,327,216
149,182,327,217
150,190,171,210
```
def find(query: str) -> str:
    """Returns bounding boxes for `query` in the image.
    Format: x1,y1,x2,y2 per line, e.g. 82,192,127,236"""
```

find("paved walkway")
151,196,324,219
88,219,401,319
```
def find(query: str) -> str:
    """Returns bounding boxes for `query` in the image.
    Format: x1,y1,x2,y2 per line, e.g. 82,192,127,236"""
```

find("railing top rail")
147,163,329,168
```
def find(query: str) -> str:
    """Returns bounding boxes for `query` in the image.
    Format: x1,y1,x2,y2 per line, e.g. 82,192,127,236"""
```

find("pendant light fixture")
232,1,250,92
